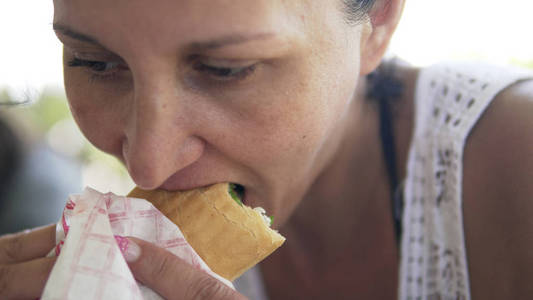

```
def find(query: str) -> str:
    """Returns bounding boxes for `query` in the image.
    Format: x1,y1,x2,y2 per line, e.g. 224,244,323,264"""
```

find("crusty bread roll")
128,182,285,281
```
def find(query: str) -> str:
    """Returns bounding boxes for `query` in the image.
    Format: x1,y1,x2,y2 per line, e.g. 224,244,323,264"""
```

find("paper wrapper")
42,187,234,300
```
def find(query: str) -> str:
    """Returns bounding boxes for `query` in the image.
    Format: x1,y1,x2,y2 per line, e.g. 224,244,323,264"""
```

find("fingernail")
115,235,141,262
114,235,129,253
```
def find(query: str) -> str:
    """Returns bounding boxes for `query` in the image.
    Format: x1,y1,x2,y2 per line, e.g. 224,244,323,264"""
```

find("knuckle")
186,275,236,300
1,232,24,262
147,251,174,282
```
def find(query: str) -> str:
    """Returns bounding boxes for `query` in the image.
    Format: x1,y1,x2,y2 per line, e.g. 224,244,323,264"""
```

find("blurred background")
0,0,532,233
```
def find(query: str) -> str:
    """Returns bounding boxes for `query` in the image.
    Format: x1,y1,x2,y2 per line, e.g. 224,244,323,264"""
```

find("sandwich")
127,182,285,281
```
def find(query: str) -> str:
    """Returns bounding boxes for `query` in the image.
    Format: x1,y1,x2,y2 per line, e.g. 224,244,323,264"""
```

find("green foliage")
0,87,70,132
27,89,71,132
0,89,10,105
510,59,533,70
0,86,130,180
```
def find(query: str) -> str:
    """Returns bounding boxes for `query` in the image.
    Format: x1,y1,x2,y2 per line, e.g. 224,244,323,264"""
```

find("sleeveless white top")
399,62,531,299
234,62,533,300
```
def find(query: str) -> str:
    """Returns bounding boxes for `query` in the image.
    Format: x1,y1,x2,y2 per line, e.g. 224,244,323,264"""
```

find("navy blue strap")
366,62,405,247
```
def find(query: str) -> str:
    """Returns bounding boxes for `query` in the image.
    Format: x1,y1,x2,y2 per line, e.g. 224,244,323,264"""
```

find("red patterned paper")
42,187,233,300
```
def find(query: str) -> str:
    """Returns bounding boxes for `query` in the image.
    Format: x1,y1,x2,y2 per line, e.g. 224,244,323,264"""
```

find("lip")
159,177,244,193
159,179,229,192
162,179,258,208
161,176,262,208
159,173,253,202
153,164,265,210
153,162,238,191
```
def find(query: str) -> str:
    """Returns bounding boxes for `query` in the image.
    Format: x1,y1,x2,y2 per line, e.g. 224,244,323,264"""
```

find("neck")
261,62,418,298
281,85,398,270
281,61,418,261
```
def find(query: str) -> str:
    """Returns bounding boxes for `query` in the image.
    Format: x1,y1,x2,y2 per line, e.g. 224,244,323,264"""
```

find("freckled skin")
54,0,374,224
54,0,406,297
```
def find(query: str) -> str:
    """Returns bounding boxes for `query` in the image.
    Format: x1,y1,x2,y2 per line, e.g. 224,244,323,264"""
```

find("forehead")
53,0,303,52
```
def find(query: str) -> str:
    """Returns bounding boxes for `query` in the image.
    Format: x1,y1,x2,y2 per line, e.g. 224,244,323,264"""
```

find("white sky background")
1,0,532,94
391,0,533,65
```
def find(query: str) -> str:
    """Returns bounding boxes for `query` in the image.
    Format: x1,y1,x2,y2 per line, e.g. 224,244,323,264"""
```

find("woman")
1,0,532,299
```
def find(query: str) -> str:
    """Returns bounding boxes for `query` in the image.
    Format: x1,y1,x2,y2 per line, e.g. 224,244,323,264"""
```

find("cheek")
232,61,357,171
229,42,362,204
64,69,129,156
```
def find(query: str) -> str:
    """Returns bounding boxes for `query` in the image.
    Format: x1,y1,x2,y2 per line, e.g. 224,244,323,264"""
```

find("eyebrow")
53,23,276,51
53,23,104,47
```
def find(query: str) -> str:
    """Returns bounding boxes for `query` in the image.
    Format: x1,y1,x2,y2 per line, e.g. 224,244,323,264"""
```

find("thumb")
118,237,246,300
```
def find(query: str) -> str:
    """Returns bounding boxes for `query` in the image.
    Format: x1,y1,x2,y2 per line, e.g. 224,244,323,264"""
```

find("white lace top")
234,62,533,300
398,62,532,300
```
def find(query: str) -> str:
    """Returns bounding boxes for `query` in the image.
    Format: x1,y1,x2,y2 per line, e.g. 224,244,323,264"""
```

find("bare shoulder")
462,78,533,299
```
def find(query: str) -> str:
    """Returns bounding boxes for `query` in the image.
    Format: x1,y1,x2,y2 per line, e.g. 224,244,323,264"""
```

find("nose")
123,76,204,190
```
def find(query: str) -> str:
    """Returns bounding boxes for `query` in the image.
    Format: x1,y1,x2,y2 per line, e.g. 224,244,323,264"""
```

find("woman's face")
53,0,371,226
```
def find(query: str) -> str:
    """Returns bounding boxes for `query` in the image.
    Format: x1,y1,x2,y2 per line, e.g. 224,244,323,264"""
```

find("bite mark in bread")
128,182,285,281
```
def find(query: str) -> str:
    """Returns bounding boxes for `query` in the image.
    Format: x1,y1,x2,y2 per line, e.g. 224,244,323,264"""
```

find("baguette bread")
128,182,285,281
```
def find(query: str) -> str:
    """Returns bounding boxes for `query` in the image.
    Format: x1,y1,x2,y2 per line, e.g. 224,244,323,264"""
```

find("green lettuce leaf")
228,183,244,206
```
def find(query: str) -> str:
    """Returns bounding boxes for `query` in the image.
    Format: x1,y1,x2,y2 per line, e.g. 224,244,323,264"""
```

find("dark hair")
343,0,377,24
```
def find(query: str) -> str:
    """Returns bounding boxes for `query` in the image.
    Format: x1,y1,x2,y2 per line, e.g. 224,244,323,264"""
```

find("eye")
193,62,256,81
67,57,123,76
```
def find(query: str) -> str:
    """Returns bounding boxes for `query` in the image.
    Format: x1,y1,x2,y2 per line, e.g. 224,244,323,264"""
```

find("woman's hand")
0,226,246,300
123,237,247,300
0,224,57,299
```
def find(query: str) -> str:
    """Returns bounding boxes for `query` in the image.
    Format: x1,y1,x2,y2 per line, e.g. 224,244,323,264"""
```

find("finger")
0,256,56,300
0,224,56,264
124,237,246,300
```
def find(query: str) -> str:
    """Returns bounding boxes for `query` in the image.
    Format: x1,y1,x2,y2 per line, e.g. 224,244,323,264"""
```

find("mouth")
158,179,275,227
160,178,249,206
155,168,264,211
229,183,273,227
229,183,246,205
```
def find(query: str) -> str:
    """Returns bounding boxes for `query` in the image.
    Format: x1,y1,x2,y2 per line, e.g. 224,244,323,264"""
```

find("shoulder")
464,78,533,185
462,78,533,298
